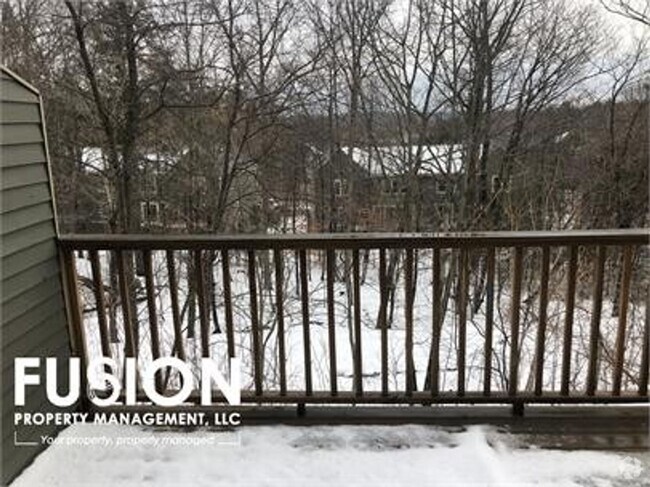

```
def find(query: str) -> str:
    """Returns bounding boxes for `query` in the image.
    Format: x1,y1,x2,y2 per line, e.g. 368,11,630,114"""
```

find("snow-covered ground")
23,251,643,487
12,423,648,486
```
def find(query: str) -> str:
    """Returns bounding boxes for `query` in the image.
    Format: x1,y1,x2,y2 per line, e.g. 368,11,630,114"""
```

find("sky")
590,0,649,46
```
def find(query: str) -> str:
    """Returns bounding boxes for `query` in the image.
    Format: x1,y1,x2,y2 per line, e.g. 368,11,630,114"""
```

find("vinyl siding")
1,234,57,279
1,66,72,485
2,182,52,213
2,219,57,257
1,144,48,167
2,164,50,190
1,342,70,485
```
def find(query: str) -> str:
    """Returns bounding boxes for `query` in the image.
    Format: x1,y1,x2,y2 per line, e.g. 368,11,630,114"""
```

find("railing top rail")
58,229,649,250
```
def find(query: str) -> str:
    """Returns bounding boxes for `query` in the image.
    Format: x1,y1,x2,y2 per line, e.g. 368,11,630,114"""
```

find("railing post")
166,250,186,362
431,248,442,396
483,247,495,396
326,249,338,396
221,249,236,360
353,249,363,396
457,249,469,396
613,246,634,395
194,250,211,358
115,250,137,360
89,250,112,359
586,246,606,395
405,248,414,396
379,248,389,396
561,245,578,396
534,246,550,396
640,285,649,396
247,250,263,396
508,247,523,397
299,249,312,396
60,248,89,409
274,248,288,395
143,249,162,392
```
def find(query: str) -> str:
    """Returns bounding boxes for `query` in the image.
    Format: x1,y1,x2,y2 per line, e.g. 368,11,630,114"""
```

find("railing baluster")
534,246,550,396
613,245,634,396
194,250,210,358
457,249,469,396
89,250,111,358
561,245,578,396
299,249,313,395
326,249,338,396
165,250,186,362
143,249,162,391
508,247,523,396
483,247,495,395
61,249,89,403
379,248,389,396
640,286,649,396
405,248,414,396
586,245,606,395
274,248,287,395
352,249,363,396
116,250,136,359
431,248,442,396
221,250,236,359
247,250,263,396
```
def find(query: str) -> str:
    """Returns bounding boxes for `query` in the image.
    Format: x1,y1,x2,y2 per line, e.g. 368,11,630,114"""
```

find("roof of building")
341,144,463,176
80,147,183,173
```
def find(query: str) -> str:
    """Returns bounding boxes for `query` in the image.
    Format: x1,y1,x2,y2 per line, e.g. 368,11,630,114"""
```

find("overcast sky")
590,0,649,45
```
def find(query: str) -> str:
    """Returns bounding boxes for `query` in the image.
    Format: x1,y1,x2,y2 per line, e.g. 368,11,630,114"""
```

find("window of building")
383,179,403,194
334,178,348,196
140,201,161,225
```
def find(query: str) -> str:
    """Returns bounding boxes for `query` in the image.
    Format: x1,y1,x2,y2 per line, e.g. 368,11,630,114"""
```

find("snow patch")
12,424,645,486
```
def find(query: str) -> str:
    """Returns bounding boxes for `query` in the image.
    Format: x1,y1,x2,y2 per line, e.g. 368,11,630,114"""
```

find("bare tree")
602,0,650,26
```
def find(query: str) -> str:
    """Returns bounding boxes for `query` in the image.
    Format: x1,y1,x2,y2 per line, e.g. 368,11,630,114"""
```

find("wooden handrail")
59,229,649,250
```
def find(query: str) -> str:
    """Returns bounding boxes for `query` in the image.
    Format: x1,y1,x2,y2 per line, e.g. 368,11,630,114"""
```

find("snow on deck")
12,424,645,486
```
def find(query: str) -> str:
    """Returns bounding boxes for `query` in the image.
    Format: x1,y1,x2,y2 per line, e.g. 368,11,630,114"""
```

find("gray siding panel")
1,256,60,304
0,102,40,123
0,78,38,103
0,144,47,167
1,164,50,190
1,182,52,213
3,315,69,379
1,219,55,257
2,238,58,279
1,201,53,235
1,68,71,484
2,343,71,473
3,292,65,345
2,274,62,324
0,124,43,146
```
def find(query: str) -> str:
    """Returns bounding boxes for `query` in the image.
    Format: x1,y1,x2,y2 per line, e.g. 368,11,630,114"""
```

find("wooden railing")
58,230,650,408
